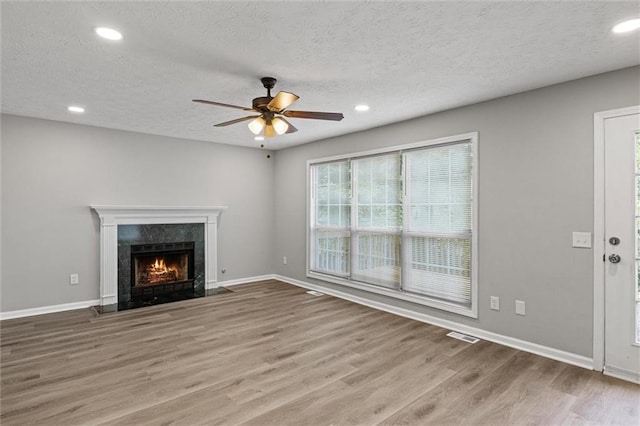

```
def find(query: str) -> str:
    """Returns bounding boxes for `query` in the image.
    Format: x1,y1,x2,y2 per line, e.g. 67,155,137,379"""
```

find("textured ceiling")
2,1,639,150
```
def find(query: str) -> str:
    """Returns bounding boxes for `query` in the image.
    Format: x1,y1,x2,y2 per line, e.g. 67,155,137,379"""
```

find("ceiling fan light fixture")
612,18,640,33
272,117,289,135
194,76,344,138
264,124,276,138
95,27,123,41
248,117,266,135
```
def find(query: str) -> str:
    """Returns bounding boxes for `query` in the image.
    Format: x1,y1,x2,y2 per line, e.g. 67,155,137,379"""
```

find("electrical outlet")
490,296,500,311
70,273,79,285
283,256,287,265
515,300,526,316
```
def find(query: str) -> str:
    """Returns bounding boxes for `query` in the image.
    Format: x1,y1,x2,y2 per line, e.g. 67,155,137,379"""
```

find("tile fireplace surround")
91,206,227,309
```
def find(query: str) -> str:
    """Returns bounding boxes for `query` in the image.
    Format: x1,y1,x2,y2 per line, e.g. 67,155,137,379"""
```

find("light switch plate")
515,300,526,316
490,296,500,311
572,232,592,248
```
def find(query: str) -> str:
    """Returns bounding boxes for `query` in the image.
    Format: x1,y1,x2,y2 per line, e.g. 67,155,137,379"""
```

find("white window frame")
306,132,479,318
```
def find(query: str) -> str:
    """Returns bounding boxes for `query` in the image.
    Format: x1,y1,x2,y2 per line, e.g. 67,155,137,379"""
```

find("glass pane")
358,206,371,228
636,261,640,297
317,164,329,185
317,186,328,203
355,154,401,229
313,229,350,276
404,236,471,305
313,161,350,227
340,206,350,227
352,232,400,288
407,143,472,233
451,204,472,233
636,176,640,216
636,133,640,172
635,133,640,343
636,301,640,344
316,205,328,225
637,217,640,260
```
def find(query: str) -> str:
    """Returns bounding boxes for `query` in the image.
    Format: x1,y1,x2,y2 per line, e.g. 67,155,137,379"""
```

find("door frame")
593,105,640,372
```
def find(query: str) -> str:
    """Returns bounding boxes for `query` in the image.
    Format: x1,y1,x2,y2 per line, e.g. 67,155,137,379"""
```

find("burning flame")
151,258,177,276
154,258,164,270
135,255,186,286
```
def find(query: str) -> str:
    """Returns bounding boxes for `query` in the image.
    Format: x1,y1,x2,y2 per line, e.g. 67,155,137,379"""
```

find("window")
308,133,478,317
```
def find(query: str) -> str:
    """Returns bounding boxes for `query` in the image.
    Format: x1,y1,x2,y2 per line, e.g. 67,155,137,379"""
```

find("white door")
604,110,640,383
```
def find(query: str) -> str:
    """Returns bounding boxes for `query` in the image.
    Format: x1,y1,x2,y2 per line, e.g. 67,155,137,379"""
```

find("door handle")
608,254,621,264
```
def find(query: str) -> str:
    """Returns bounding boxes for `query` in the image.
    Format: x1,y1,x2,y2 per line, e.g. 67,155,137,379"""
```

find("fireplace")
115,223,206,311
130,242,195,302
91,205,226,311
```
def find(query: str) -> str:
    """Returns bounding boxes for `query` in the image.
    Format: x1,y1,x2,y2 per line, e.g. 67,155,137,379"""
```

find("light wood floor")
1,280,638,425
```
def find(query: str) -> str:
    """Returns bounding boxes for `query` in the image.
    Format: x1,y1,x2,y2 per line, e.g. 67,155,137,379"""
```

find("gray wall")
1,115,275,311
2,67,638,358
273,66,640,358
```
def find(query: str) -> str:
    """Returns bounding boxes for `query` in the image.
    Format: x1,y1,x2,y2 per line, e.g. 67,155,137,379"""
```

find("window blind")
403,143,472,305
308,136,475,313
310,161,351,276
351,154,402,288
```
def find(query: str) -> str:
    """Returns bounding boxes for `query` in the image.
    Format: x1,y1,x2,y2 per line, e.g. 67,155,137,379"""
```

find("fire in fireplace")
135,254,188,286
130,242,195,302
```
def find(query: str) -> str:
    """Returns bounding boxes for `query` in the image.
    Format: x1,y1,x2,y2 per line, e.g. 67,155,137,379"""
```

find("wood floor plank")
1,279,638,425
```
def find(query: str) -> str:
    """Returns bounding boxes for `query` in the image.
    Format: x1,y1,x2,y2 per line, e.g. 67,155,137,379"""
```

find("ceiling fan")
193,77,344,138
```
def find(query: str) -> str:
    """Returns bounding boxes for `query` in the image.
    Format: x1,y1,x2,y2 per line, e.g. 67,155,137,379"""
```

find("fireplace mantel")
91,205,227,307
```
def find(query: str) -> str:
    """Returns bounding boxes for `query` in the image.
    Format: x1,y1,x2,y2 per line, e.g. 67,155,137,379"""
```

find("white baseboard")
2,275,276,320
0,299,100,321
604,365,640,384
213,274,276,288
274,274,593,370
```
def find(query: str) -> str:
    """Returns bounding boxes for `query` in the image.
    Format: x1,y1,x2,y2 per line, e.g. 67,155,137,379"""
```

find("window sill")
307,271,477,318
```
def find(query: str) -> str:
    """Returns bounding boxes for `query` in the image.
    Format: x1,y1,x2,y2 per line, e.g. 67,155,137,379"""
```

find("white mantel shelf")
91,205,228,224
90,205,227,307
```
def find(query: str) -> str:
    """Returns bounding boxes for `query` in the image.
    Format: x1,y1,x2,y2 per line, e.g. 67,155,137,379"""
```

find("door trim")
593,105,640,372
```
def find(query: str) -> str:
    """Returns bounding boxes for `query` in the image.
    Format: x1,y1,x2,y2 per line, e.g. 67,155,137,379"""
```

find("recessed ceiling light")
612,18,640,34
95,27,123,41
254,136,264,141
355,104,370,112
67,106,85,113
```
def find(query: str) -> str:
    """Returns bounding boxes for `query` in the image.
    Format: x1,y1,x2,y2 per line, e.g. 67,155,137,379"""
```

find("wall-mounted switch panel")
515,300,526,316
572,232,592,248
70,274,79,285
490,296,500,311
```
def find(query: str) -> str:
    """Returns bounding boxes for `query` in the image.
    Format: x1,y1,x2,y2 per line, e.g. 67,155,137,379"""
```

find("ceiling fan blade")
214,115,260,127
280,117,298,134
282,110,344,121
267,91,299,112
193,99,255,111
